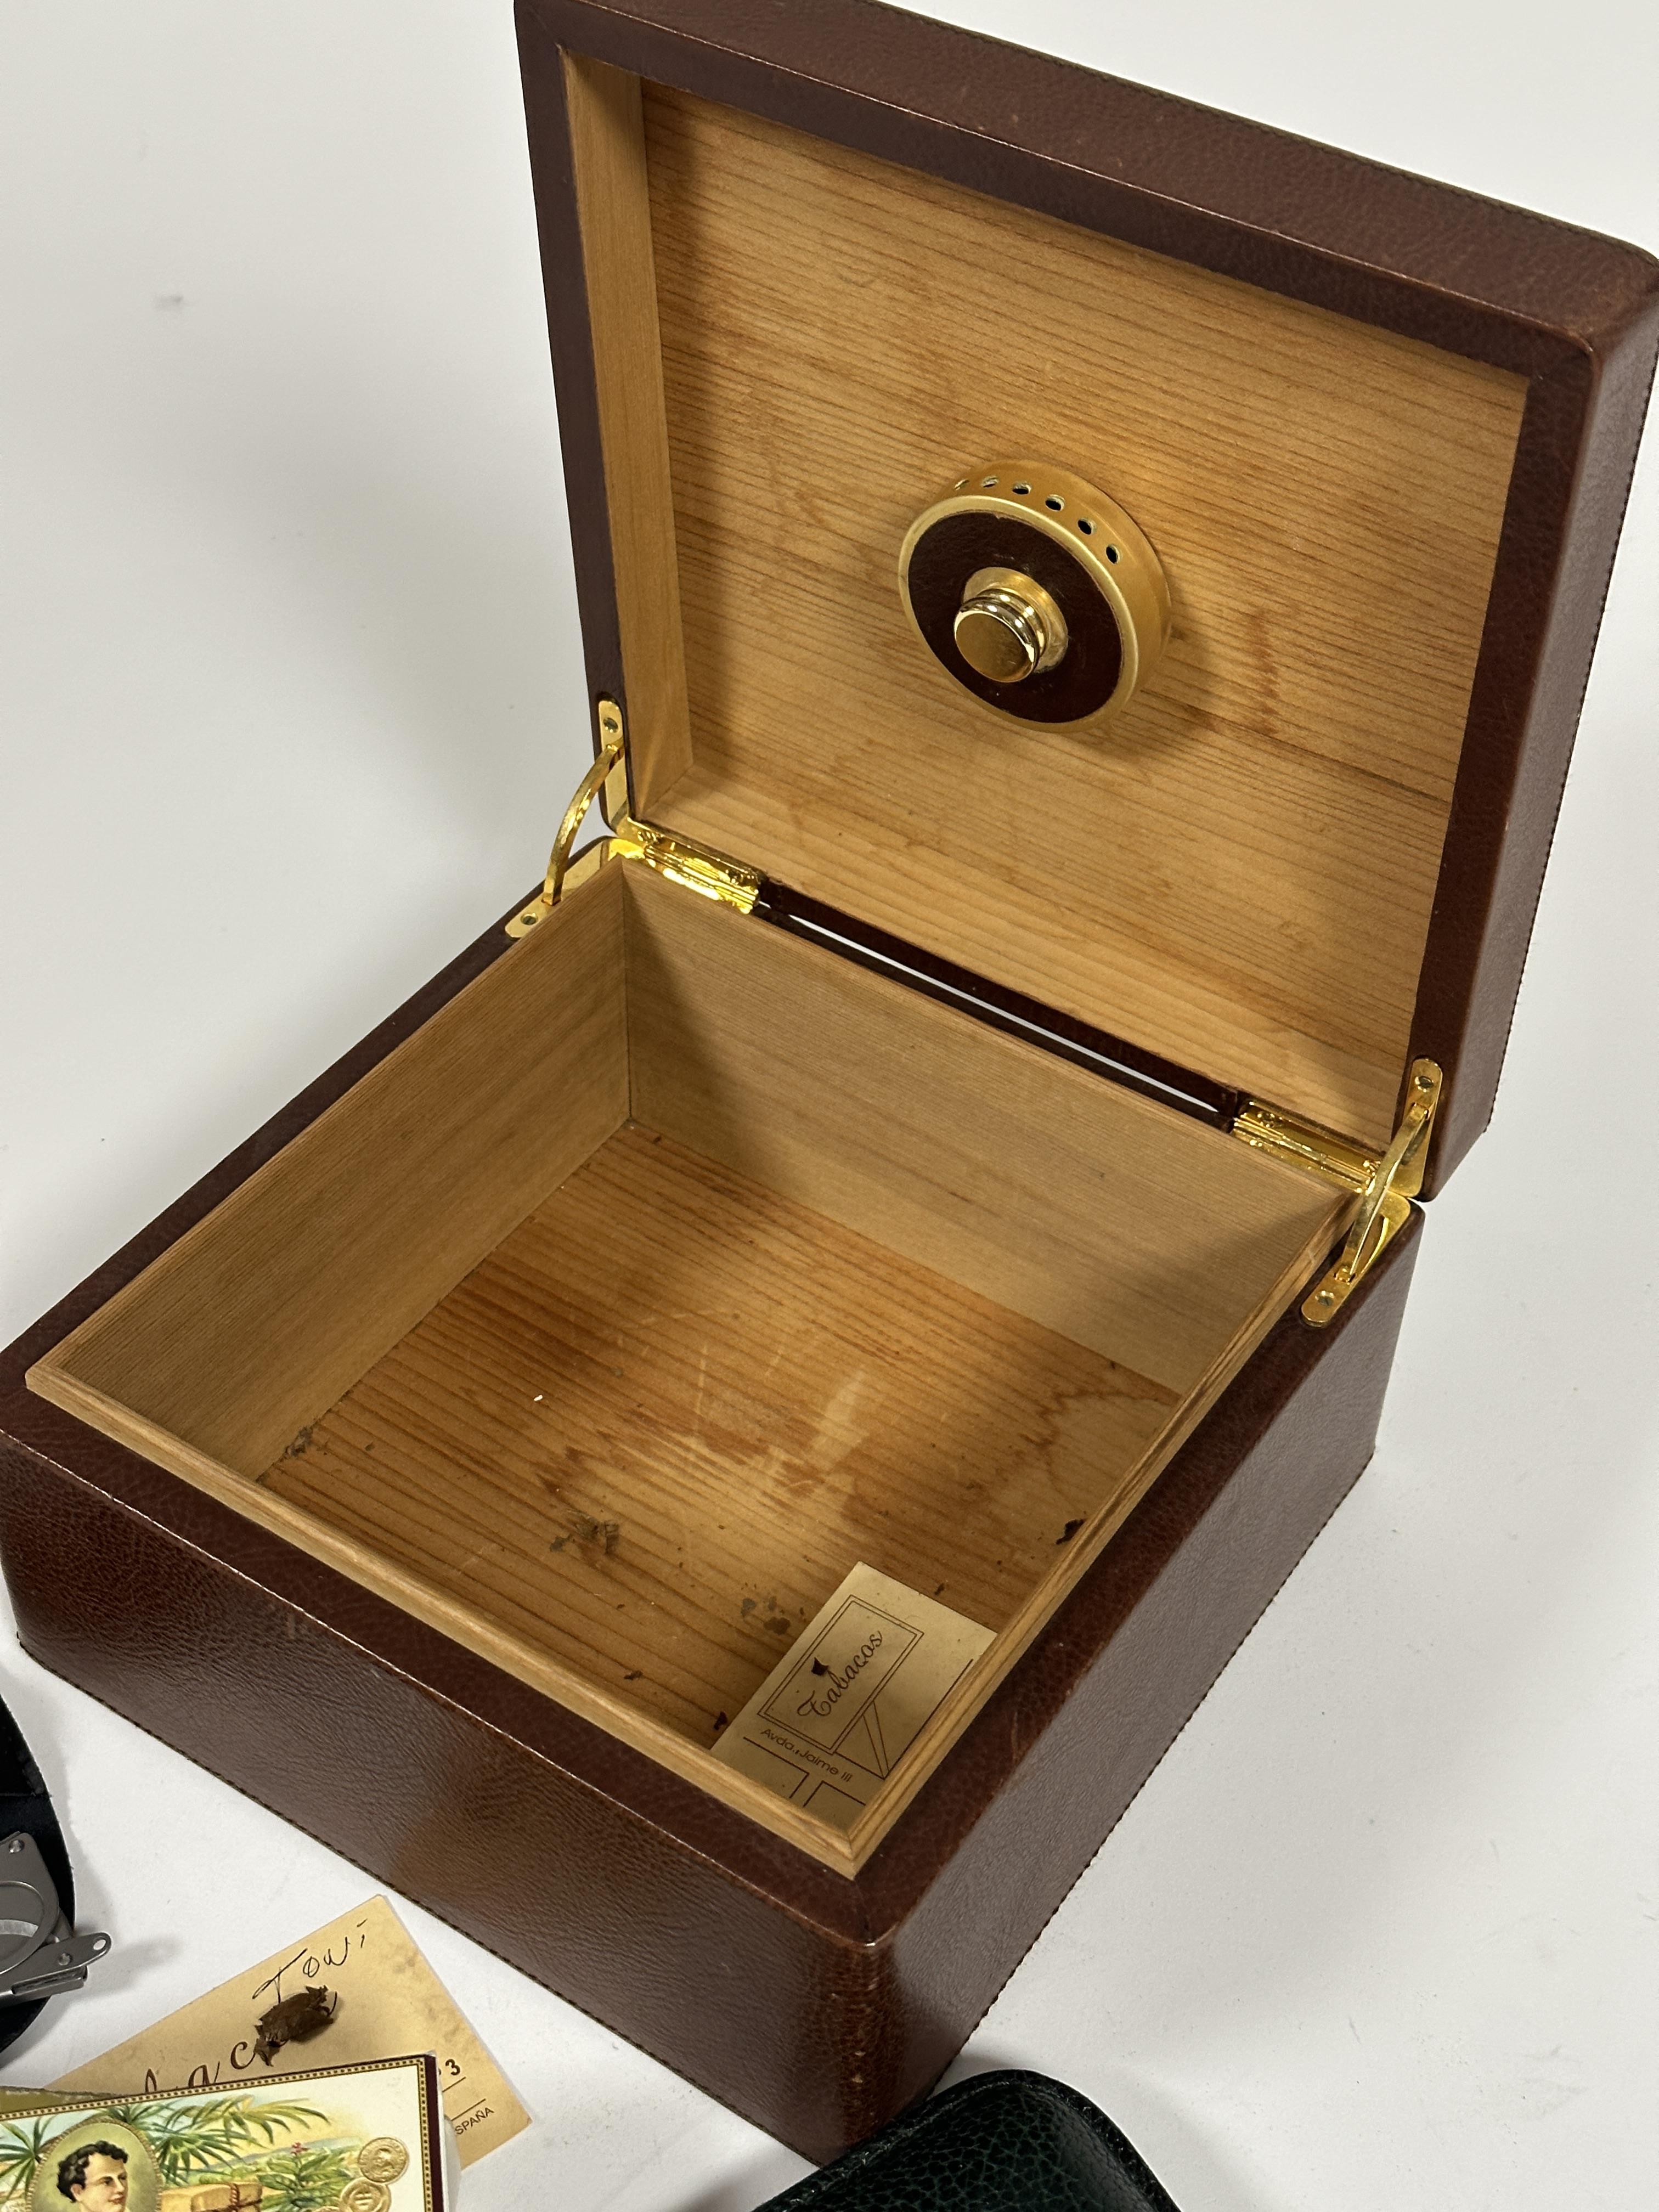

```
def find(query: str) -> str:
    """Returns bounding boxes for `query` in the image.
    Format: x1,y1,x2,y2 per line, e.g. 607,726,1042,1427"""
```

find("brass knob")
899,464,1171,727
951,567,1068,684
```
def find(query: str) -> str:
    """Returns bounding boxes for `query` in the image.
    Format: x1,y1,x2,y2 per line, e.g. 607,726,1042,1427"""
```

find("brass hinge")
1234,1058,1442,1326
506,699,761,938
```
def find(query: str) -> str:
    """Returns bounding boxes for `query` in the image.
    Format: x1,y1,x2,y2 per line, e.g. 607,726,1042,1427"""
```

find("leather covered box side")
0,1428,882,2147
0,1210,1419,2160
858,1212,1423,2138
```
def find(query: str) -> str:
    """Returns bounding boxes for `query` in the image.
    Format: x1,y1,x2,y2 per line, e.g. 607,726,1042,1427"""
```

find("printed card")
710,1563,995,1830
53,1898,526,2168
0,2054,444,2212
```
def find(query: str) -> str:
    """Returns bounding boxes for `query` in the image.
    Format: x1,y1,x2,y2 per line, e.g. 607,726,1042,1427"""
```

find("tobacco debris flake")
253,1983,336,2064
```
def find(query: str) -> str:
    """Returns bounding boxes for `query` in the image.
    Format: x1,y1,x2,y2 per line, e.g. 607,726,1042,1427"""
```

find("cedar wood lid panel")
518,0,1659,1187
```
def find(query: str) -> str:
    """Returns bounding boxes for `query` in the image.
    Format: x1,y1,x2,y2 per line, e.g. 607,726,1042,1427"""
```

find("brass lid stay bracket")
507,699,759,938
1234,1059,1443,1324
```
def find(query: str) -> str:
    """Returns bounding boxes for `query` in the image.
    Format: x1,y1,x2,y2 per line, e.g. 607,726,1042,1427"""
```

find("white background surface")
2,3,1656,2207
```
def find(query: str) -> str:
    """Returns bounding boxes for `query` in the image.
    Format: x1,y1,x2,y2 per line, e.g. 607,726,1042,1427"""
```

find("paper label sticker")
710,1564,995,1830
0,2054,445,2212
52,1897,528,2168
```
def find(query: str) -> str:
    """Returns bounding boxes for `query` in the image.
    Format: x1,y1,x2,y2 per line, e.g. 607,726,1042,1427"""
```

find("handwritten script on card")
53,1897,528,2168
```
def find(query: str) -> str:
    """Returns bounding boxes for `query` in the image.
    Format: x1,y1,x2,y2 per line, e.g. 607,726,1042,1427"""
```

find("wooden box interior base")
29,859,1346,1871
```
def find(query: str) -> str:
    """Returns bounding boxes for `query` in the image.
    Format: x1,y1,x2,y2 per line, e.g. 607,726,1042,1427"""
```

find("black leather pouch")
755,2071,1180,2212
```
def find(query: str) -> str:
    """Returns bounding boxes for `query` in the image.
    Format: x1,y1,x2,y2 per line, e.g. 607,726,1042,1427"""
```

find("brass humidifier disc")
898,462,1171,725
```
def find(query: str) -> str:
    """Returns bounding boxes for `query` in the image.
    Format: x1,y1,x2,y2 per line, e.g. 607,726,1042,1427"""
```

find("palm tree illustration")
98,2095,332,2190
0,2117,64,2206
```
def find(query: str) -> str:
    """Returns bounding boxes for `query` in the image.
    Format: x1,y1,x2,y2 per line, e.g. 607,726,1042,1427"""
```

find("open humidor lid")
517,0,1659,1193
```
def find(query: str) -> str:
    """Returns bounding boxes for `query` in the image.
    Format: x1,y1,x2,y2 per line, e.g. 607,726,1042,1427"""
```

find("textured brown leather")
516,0,1659,1192
522,0,1645,353
1405,331,1659,1183
0,857,1420,2149
518,24,626,736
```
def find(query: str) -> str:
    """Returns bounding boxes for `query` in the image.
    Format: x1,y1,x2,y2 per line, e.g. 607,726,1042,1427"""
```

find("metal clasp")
0,1829,111,2007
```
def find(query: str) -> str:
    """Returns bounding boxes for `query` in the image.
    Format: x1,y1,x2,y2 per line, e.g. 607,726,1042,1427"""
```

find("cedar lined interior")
264,1124,1179,1745
29,861,1347,1874
560,59,1529,1150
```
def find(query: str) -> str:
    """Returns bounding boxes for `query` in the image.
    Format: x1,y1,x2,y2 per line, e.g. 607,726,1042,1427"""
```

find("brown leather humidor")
2,0,1655,2162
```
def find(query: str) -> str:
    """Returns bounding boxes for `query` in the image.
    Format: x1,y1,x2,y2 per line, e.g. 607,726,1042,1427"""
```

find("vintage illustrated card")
710,1563,995,1829
0,2054,445,2212
53,1898,526,2168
